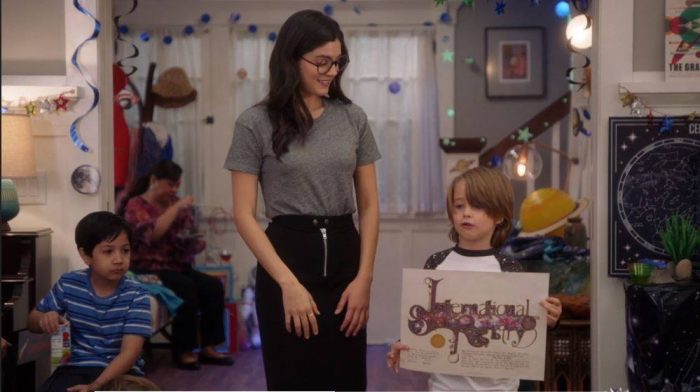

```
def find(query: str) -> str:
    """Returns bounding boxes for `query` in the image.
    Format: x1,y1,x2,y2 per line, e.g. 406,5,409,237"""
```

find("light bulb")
566,14,592,50
516,162,527,177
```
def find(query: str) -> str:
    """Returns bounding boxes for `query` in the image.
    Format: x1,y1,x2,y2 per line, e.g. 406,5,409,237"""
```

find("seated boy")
28,211,152,392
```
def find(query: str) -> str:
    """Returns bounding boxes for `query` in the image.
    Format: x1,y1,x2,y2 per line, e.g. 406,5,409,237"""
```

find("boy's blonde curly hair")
446,167,514,248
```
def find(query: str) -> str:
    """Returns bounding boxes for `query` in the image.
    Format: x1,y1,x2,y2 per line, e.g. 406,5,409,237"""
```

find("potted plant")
659,214,700,281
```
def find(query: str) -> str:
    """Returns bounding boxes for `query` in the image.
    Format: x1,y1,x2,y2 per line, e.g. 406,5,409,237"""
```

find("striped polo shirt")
36,269,152,374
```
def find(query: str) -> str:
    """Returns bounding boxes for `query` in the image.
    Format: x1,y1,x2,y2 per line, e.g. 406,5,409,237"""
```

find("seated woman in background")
121,160,234,370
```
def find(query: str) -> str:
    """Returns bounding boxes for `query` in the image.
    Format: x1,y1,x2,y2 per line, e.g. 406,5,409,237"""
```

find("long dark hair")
117,160,182,216
265,9,351,159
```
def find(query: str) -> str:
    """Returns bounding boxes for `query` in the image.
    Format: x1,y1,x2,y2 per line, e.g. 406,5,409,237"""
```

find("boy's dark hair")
446,167,514,248
264,9,351,159
75,211,133,256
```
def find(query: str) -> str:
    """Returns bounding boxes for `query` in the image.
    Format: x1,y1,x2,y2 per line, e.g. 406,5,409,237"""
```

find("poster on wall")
665,0,700,79
399,269,548,380
608,117,700,277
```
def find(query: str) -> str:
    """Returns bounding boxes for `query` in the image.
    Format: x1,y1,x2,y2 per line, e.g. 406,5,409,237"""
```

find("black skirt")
255,214,367,391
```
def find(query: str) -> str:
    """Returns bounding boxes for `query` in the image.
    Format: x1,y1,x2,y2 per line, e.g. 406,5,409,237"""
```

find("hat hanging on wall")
151,67,198,108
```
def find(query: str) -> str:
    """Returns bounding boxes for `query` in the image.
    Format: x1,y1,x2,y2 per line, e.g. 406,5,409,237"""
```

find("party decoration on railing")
70,0,101,152
323,4,334,16
248,24,258,34
516,127,533,143
268,32,277,43
200,13,211,24
113,0,139,76
230,12,242,23
618,85,698,124
139,32,150,42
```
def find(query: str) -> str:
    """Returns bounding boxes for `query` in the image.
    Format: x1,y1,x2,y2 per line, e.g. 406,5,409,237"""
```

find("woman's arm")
69,335,145,392
151,196,193,241
336,163,379,337
231,171,320,339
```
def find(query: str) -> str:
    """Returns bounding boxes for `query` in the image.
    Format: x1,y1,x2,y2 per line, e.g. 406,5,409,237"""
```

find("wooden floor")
144,344,429,390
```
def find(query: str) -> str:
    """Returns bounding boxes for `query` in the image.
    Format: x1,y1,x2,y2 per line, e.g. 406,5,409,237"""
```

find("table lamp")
1,114,37,231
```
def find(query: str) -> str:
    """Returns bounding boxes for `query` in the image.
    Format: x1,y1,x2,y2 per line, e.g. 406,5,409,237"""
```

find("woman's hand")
174,195,194,211
280,281,320,339
386,341,410,373
540,296,562,328
335,276,371,337
39,311,65,335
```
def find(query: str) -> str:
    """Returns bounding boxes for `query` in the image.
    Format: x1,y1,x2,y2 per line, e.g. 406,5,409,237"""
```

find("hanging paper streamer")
70,0,102,153
113,0,139,76
565,42,591,92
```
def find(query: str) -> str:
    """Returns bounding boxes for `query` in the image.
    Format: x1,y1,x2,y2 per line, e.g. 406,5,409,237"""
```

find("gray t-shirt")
224,98,381,219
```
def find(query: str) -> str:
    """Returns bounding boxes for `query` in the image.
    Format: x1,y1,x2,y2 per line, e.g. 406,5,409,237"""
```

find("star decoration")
54,95,70,111
659,116,673,134
516,127,533,142
495,0,506,14
39,99,53,114
442,50,455,63
689,112,697,121
463,0,475,7
628,132,637,142
1,106,7,114
25,102,38,116
434,0,447,5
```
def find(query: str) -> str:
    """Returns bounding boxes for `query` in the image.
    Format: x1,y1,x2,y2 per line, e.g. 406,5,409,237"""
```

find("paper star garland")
659,116,673,134
54,95,70,111
25,102,38,116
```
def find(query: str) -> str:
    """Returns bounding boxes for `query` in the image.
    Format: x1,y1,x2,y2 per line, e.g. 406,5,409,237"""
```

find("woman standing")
122,160,234,370
225,9,380,391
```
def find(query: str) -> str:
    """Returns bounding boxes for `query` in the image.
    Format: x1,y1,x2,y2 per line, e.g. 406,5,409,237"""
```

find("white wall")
1,0,66,75
591,1,700,389
2,0,114,282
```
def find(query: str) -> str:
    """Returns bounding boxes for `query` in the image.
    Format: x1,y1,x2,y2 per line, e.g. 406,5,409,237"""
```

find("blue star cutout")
659,116,673,134
495,0,506,14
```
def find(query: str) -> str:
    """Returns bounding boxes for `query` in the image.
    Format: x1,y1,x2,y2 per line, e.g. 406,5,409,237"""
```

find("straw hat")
151,67,197,108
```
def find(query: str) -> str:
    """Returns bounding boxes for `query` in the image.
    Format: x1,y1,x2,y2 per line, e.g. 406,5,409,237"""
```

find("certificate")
400,268,549,380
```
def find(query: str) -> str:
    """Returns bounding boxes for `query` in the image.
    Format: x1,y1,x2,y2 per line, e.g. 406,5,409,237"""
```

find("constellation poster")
608,117,700,276
399,269,548,380
665,0,700,78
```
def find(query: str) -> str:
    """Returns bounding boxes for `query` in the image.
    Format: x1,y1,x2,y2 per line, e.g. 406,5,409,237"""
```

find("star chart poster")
608,117,700,277
665,0,700,78
399,269,548,380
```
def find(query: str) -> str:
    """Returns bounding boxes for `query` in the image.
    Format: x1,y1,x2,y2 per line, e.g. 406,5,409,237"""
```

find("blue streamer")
70,0,102,153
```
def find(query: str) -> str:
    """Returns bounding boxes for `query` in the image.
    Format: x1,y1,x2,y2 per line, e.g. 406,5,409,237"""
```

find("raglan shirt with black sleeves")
36,269,152,375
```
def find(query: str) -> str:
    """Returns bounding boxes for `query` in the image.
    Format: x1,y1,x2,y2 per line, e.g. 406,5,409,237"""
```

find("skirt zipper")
320,227,328,277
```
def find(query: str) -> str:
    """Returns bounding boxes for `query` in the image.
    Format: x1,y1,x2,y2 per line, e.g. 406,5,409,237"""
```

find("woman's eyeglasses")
301,55,350,74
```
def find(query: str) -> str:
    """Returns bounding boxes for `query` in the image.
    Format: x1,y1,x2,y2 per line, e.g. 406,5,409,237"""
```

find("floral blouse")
124,196,205,272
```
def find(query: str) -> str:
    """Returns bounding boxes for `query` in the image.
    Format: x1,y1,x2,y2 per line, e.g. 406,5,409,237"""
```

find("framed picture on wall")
485,27,545,99
607,117,700,277
664,0,700,79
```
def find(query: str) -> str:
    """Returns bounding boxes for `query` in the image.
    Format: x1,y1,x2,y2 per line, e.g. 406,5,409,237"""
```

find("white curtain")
119,28,208,202
229,27,442,215
343,29,443,214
